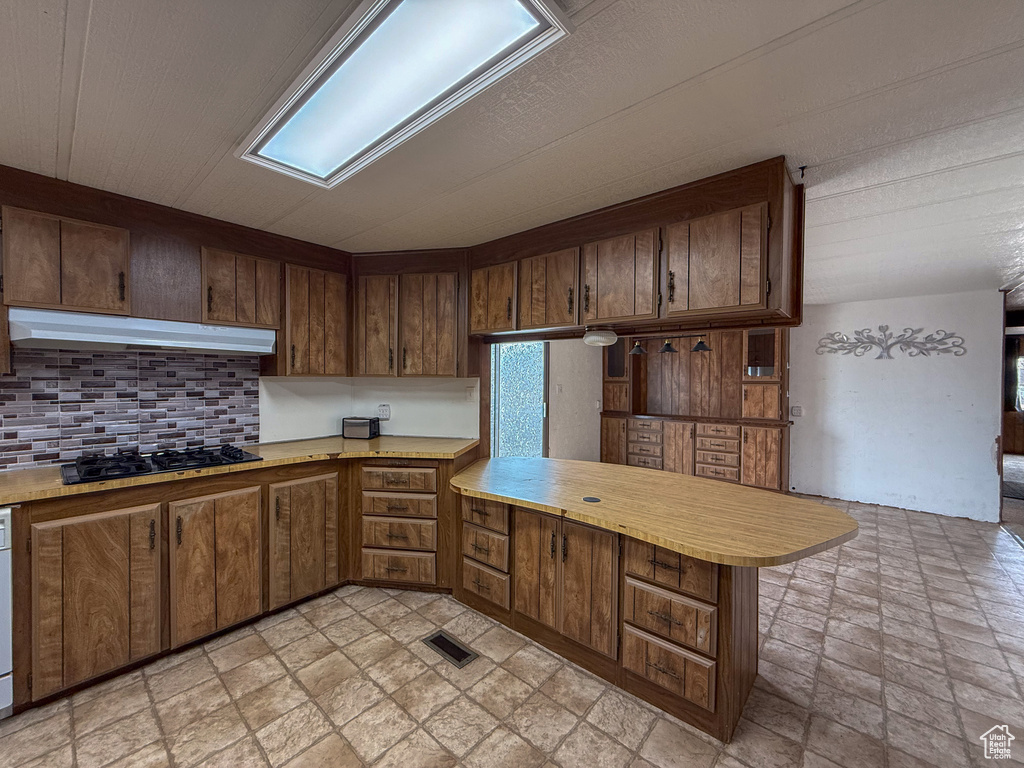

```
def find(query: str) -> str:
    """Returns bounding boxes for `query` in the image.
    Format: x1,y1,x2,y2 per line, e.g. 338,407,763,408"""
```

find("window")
490,342,547,457
238,0,572,187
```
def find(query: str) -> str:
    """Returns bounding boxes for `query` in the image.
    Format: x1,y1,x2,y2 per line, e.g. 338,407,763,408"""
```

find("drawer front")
624,577,717,656
461,497,510,534
696,424,740,439
628,419,663,433
623,625,716,711
627,430,663,445
462,524,509,571
362,491,437,518
462,558,511,610
694,450,739,468
627,455,663,470
361,467,437,492
628,442,663,458
361,548,436,585
362,516,437,552
624,539,718,603
695,464,740,482
695,437,740,453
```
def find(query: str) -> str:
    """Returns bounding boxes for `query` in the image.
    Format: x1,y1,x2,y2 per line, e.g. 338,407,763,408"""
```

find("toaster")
342,417,381,439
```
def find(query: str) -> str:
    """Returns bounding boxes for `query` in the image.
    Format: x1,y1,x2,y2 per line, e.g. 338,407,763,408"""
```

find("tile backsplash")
0,348,259,469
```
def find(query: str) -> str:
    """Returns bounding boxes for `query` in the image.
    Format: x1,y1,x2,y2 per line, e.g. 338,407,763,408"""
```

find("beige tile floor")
2,498,1024,768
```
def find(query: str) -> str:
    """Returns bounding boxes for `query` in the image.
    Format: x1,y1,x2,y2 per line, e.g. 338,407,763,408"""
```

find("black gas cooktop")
60,445,262,485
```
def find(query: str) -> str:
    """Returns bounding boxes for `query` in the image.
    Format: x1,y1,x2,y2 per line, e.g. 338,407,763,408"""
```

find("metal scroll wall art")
816,325,966,359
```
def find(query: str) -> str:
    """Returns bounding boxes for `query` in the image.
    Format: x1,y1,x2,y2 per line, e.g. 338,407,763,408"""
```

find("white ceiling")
1,0,1023,306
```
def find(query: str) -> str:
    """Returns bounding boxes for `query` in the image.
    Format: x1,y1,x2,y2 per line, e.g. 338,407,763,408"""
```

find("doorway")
489,341,548,458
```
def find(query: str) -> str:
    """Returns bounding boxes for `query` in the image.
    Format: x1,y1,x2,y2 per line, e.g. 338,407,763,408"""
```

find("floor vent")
422,630,478,668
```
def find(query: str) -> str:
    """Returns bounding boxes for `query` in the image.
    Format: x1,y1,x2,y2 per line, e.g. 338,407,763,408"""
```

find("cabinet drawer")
695,464,740,482
696,424,740,439
362,516,436,551
627,455,663,470
628,419,663,433
362,548,436,585
362,491,437,518
462,523,509,571
462,558,510,610
695,437,739,453
628,442,663,458
361,467,437,492
694,450,739,467
624,539,718,603
627,430,663,445
624,577,717,656
623,625,716,711
461,497,510,533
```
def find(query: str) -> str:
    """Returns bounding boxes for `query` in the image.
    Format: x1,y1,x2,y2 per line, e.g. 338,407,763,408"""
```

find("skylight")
238,0,572,187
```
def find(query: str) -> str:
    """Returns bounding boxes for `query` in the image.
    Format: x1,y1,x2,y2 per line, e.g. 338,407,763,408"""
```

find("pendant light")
628,340,646,355
659,339,678,354
691,336,711,352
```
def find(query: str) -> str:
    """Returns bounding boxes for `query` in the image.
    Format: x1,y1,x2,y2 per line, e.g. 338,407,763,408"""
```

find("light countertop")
451,457,857,567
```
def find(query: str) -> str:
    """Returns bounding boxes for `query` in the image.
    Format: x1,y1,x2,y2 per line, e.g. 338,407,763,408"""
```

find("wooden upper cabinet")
518,248,579,330
201,247,280,328
399,273,457,377
269,472,340,609
470,262,516,334
168,487,262,648
582,229,658,323
355,275,398,376
286,265,348,376
2,206,130,314
30,504,162,700
663,202,767,317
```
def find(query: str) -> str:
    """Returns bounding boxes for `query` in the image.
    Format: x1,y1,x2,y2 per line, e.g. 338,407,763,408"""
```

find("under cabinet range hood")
8,308,277,355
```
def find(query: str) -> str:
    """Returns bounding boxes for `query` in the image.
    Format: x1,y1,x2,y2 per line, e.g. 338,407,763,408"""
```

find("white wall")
547,339,603,461
790,289,1003,522
259,377,479,443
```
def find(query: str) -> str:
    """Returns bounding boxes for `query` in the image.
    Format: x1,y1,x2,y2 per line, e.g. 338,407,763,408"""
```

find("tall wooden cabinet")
30,504,161,699
2,206,130,315
354,275,398,376
202,247,280,328
168,487,262,647
470,263,516,333
285,265,348,375
399,273,457,376
269,473,340,608
518,248,579,330
582,229,659,323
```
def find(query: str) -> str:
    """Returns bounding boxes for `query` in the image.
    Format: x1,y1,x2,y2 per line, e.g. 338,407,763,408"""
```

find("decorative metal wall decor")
816,325,966,359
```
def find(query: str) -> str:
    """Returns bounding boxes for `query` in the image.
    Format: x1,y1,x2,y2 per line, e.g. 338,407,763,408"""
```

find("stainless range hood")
8,308,277,355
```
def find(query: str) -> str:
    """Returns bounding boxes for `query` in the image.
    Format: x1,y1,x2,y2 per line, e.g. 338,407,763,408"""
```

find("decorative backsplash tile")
0,348,259,469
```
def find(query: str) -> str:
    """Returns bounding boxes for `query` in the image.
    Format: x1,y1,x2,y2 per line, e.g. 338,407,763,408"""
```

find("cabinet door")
58,219,130,313
31,504,162,699
683,203,766,314
324,270,348,375
203,248,238,324
169,497,217,647
600,416,627,464
663,421,694,475
582,229,657,322
470,264,516,333
400,273,457,376
513,508,558,629
269,473,339,609
308,269,326,374
356,275,398,376
560,520,618,657
202,248,280,328
1,207,61,306
214,488,263,628
741,384,780,420
518,248,579,329
286,265,311,374
741,427,782,490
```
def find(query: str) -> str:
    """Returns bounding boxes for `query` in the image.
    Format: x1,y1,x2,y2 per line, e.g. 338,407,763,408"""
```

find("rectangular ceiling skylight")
237,0,572,187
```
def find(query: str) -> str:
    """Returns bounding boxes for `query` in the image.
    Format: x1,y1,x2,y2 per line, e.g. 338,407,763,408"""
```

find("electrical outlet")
790,405,803,417
465,387,475,402
377,404,391,420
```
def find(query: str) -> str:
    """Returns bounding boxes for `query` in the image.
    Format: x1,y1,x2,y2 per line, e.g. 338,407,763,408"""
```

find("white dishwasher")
0,507,11,718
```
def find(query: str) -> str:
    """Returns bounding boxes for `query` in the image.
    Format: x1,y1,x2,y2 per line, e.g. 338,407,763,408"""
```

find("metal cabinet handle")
149,519,156,550
647,609,683,627
471,542,491,555
471,507,490,517
645,660,680,679
550,531,556,559
583,284,590,312
506,296,512,321
667,270,675,303
291,345,296,369
385,565,408,574
567,286,573,315
472,578,490,592
118,272,126,302
176,516,182,546
562,534,568,563
387,532,409,541
649,557,682,573
275,497,281,521
403,347,407,370
386,504,409,512
389,348,394,371
207,286,213,313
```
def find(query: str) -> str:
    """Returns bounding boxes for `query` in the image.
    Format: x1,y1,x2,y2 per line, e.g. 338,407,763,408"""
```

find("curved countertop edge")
0,436,479,506
451,457,859,568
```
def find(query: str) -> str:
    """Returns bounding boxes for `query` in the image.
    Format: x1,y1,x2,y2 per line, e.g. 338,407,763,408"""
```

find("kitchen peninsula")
451,457,858,741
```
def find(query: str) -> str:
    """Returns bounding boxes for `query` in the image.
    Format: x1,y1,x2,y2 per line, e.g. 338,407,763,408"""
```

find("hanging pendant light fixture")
691,336,711,352
659,339,678,354
628,340,646,355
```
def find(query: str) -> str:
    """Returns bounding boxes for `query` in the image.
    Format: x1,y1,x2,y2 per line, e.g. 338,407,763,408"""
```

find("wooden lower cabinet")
169,487,262,647
269,473,340,610
741,427,782,490
600,416,627,464
30,504,161,699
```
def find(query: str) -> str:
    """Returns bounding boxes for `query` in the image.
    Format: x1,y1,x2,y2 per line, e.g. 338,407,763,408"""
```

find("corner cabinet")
30,504,162,700
582,228,659,323
269,473,340,608
399,273,458,377
201,247,281,328
2,206,130,315
354,275,398,376
286,265,348,376
470,263,516,333
518,248,579,330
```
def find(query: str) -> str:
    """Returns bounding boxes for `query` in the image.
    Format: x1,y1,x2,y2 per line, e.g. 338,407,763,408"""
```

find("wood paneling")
513,507,559,629
130,234,201,322
400,273,457,376
518,248,579,330
643,332,744,418
355,275,398,376
560,520,618,658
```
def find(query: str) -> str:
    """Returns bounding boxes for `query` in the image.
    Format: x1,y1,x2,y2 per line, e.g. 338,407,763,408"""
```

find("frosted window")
491,342,545,458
